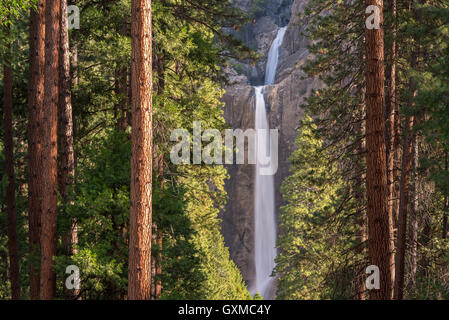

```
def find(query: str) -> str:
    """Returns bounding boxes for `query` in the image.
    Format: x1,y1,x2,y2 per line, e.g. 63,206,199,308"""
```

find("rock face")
221,0,322,293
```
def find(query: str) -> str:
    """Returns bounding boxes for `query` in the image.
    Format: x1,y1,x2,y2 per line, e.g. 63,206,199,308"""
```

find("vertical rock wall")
221,0,322,291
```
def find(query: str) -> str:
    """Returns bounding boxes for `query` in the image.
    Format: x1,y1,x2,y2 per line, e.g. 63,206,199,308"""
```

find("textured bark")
395,51,418,301
384,0,397,299
365,0,391,300
59,0,78,299
4,51,21,300
40,0,60,300
128,0,153,300
59,0,76,253
28,0,46,300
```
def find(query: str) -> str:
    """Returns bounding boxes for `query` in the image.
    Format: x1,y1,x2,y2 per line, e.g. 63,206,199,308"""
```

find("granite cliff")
221,0,322,293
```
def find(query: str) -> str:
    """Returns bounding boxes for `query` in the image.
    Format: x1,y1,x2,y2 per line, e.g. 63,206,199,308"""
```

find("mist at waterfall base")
250,26,287,300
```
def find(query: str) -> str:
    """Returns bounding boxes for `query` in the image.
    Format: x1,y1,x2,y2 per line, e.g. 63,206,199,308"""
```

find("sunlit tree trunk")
59,0,78,299
40,0,60,300
128,0,153,300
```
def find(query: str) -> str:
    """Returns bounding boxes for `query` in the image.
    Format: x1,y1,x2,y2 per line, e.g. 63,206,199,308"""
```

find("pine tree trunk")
59,0,78,299
384,0,397,299
128,0,153,300
28,0,46,300
394,51,418,301
40,0,60,300
59,0,76,253
4,49,21,300
365,0,391,300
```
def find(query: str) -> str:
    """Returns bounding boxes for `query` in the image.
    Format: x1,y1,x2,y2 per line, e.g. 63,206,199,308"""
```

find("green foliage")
0,0,36,27
0,0,252,300
287,0,449,300
49,0,251,299
276,117,360,299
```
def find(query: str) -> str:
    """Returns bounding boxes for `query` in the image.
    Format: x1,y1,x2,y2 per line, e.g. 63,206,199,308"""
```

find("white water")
252,26,287,299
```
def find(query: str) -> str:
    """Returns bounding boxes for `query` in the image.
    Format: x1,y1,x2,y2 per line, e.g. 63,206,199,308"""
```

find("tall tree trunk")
394,50,418,301
365,0,391,300
384,0,397,299
69,4,78,177
59,0,76,255
59,0,78,299
128,0,153,300
3,45,21,300
40,0,60,300
28,0,46,300
407,135,419,294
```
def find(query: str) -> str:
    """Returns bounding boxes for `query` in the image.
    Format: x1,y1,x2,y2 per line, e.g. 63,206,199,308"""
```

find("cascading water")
252,26,287,299
264,27,287,86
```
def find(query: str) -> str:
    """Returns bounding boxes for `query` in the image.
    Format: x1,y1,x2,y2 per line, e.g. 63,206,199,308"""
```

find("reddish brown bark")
28,0,46,300
40,0,60,300
128,0,153,300
365,0,391,300
4,48,21,300
59,0,79,299
58,0,74,218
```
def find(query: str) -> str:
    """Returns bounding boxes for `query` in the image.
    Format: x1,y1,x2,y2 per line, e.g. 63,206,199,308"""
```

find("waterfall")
252,26,287,299
265,27,287,85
